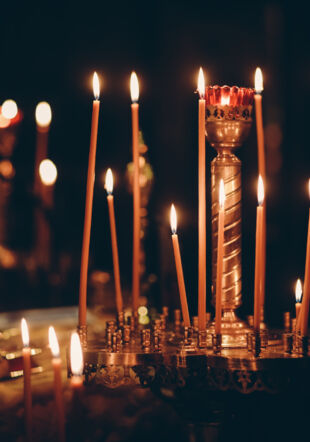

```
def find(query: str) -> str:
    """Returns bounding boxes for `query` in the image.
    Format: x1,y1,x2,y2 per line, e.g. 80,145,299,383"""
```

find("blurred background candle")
130,71,140,314
253,176,264,332
34,102,52,197
197,67,206,331
295,278,302,322
215,180,225,335
21,318,32,442
48,326,65,442
70,332,84,390
105,168,123,313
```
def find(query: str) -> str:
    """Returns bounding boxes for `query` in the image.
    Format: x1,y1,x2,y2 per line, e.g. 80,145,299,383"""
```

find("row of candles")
21,318,83,442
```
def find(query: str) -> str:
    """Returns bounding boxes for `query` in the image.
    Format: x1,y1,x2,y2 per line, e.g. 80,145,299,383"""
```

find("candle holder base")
207,310,251,348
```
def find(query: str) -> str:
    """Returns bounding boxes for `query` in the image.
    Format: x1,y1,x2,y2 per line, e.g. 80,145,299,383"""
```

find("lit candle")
295,279,302,322
21,318,32,442
105,169,123,313
1,99,18,119
300,180,310,336
170,204,191,327
253,176,264,332
130,72,140,314
197,67,206,331
39,159,58,209
215,180,225,335
49,326,65,442
79,72,100,328
34,102,52,196
254,68,266,322
70,332,84,390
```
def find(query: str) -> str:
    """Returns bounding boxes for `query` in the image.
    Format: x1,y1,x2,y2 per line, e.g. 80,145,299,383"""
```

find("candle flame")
70,332,83,376
1,99,18,119
255,67,263,93
219,179,225,209
221,96,230,106
93,72,100,100
295,278,303,303
170,204,177,234
21,318,29,347
105,168,113,194
39,159,58,186
35,102,52,127
48,326,60,358
130,71,139,102
257,175,264,206
197,67,205,98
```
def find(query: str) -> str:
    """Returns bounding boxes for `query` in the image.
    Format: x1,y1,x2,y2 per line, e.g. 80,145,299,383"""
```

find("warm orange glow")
2,100,18,119
21,318,29,347
308,178,310,199
170,204,177,234
93,72,100,100
70,332,83,376
48,326,60,358
295,278,303,303
219,179,225,209
0,113,10,128
257,175,264,206
197,67,205,98
39,159,57,186
221,96,230,106
255,67,263,93
35,102,52,127
105,168,113,194
130,71,139,102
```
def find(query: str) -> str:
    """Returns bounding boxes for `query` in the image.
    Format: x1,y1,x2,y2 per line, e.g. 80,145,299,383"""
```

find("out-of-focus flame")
48,326,60,358
197,67,205,98
93,72,100,100
35,102,52,127
219,179,225,209
255,67,263,93
21,318,29,347
2,100,18,119
70,332,83,376
170,204,177,234
221,95,230,106
39,159,57,186
258,175,264,206
130,72,139,102
295,278,303,303
105,168,113,194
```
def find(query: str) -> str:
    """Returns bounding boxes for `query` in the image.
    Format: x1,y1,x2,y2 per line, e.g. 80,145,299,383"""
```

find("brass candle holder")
205,85,254,348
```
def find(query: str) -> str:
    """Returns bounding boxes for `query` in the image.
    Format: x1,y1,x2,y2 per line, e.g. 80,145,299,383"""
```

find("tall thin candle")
130,72,140,313
253,176,264,332
21,318,32,442
197,67,206,331
78,72,100,328
300,181,310,336
215,180,225,335
170,204,191,327
105,169,123,313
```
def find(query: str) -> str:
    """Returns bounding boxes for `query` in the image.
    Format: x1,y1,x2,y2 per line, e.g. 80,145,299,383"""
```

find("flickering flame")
219,179,225,209
48,326,60,358
221,95,230,106
105,168,113,194
295,278,303,303
70,332,83,376
130,71,139,102
93,72,100,100
21,318,29,347
170,204,177,234
197,67,205,98
35,102,52,127
39,159,58,186
257,175,264,206
255,67,263,93
1,99,18,119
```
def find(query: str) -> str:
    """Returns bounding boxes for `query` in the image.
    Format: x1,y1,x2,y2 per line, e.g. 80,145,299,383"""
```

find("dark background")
0,0,309,326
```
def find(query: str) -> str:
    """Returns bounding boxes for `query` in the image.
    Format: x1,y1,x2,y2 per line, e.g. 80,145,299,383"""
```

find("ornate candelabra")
205,86,254,347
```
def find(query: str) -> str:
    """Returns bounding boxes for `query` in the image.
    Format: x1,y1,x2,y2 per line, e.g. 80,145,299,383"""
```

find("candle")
130,72,140,313
197,67,206,331
300,181,310,336
49,326,65,442
170,204,191,327
1,99,18,119
253,176,265,332
295,278,302,322
105,169,123,313
39,159,58,209
215,180,225,335
79,72,100,328
254,68,266,321
21,318,32,442
34,102,52,196
70,332,84,390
